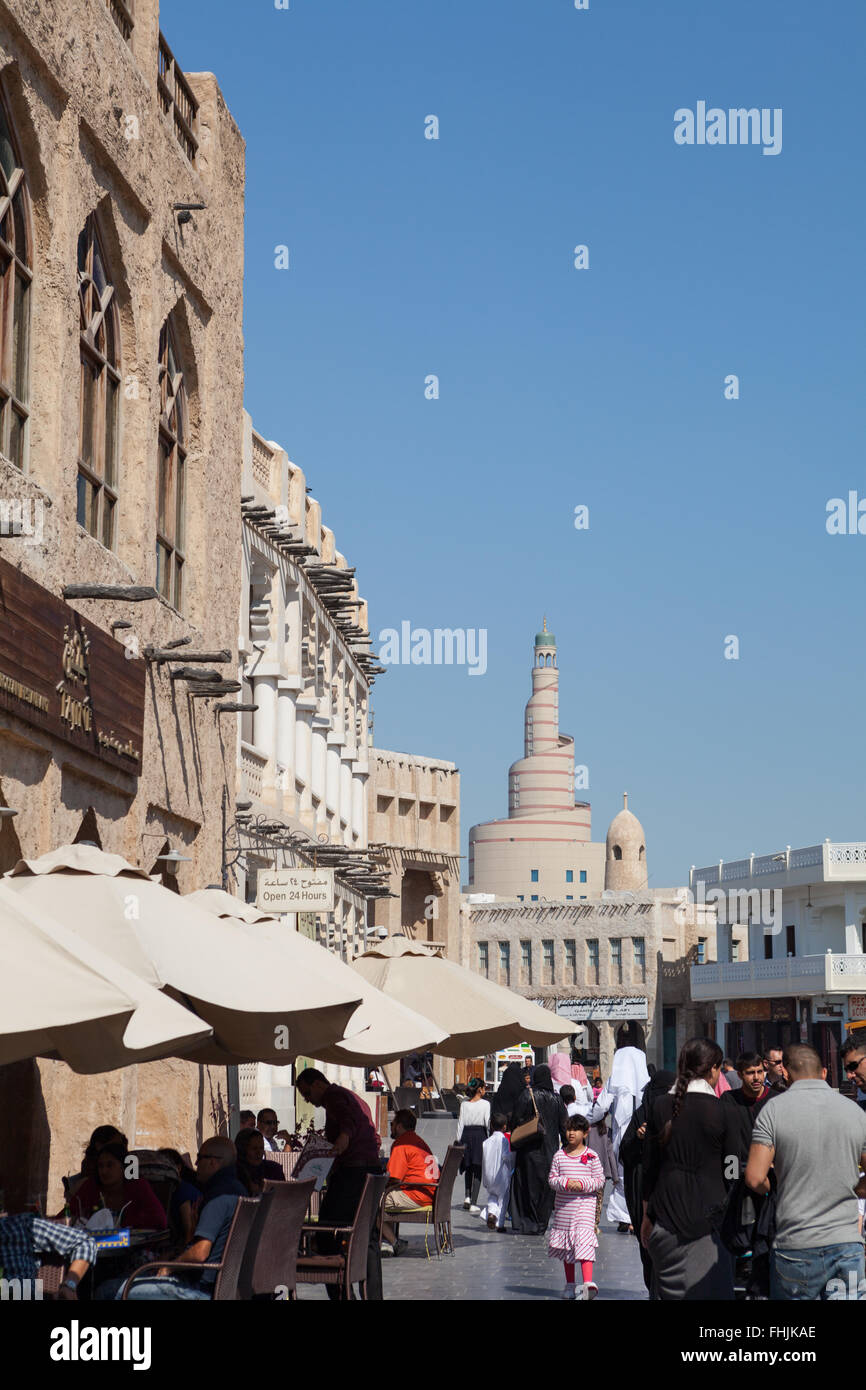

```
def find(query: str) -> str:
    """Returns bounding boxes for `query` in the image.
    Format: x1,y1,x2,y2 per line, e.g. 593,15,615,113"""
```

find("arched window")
0,96,32,469
639,845,645,860
156,317,187,610
77,215,120,545
612,844,622,860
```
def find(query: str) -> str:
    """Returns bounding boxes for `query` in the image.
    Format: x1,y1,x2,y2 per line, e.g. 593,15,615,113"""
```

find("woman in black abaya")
493,1062,526,1130
508,1064,567,1235
619,1069,675,1291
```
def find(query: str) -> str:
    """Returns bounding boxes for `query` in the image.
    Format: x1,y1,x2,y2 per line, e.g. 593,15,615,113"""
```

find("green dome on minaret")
535,615,556,647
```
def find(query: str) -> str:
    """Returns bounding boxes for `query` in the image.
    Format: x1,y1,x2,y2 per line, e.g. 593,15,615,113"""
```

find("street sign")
555,997,648,1022
256,868,335,913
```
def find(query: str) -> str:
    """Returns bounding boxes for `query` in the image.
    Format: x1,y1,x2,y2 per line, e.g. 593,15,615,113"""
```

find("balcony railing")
240,741,268,800
106,0,134,40
158,33,199,165
692,842,866,889
691,952,866,1001
252,435,275,491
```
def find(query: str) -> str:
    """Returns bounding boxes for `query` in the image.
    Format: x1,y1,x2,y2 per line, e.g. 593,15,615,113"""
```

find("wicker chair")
36,1261,66,1299
443,1089,465,1116
390,1142,464,1258
120,1195,262,1300
237,1178,315,1300
296,1173,388,1300
266,1149,320,1219
394,1087,421,1114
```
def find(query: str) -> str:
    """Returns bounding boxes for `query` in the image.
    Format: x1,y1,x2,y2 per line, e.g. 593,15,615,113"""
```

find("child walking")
548,1114,606,1300
480,1113,515,1232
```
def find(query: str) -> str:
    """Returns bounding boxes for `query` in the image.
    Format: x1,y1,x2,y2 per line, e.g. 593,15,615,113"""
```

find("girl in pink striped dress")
548,1114,606,1300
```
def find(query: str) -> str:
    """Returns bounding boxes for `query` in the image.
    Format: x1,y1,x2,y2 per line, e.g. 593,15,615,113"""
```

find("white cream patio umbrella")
352,935,577,1058
0,880,212,1072
3,845,364,1065
186,888,449,1066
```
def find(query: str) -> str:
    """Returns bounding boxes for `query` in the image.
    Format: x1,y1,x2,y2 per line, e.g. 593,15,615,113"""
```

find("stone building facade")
689,839,866,1085
0,0,245,1207
230,413,390,1126
367,746,461,961
464,890,719,1079
464,895,663,1078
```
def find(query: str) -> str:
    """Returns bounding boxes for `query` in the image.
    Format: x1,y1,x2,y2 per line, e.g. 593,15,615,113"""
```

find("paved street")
298,1180,648,1301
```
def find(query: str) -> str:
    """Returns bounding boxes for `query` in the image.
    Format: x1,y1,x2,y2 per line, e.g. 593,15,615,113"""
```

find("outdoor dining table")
37,1224,172,1299
92,1228,171,1257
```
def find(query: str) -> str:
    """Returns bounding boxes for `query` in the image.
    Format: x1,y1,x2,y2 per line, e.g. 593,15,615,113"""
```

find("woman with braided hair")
639,1037,742,1299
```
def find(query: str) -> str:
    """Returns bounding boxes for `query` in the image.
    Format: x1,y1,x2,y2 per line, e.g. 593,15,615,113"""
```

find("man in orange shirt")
381,1109,439,1254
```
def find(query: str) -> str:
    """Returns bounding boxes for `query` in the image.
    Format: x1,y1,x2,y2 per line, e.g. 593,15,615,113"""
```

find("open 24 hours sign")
256,868,335,913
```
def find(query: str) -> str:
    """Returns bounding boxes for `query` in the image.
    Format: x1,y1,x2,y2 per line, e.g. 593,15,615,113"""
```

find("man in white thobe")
479,1124,515,1232
603,1046,650,1228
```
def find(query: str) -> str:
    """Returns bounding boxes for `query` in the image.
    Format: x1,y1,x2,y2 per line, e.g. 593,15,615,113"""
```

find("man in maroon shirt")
296,1068,383,1299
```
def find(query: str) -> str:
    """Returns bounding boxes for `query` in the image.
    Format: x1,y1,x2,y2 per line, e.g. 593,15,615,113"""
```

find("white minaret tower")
507,618,574,817
468,621,602,896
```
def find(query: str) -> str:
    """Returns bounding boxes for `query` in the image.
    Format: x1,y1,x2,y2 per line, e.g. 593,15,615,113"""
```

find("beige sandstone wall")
0,0,245,1209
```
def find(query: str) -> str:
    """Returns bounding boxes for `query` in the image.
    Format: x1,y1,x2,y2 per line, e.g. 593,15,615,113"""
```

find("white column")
340,761,352,837
251,676,278,802
326,745,341,819
844,889,862,953
312,727,327,812
277,687,296,769
352,774,366,844
295,713,312,814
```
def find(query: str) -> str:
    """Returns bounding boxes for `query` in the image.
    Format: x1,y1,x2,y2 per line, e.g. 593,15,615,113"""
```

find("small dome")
604,792,648,891
535,615,556,647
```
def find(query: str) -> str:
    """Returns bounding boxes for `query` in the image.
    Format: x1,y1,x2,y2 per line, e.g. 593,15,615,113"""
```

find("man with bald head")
123,1136,246,1300
746,1043,866,1301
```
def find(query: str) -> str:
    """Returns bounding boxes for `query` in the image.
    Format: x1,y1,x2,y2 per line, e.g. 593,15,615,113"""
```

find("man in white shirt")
256,1108,281,1152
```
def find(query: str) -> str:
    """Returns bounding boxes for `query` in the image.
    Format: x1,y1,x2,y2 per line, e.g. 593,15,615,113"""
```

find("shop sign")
555,996,648,1022
256,868,335,913
0,556,144,773
812,995,846,1023
729,998,772,1022
849,995,866,1022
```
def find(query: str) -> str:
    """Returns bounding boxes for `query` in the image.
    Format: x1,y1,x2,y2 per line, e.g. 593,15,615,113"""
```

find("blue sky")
162,0,865,886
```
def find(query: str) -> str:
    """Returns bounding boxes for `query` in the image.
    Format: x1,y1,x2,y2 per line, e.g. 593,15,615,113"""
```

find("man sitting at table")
380,1109,439,1254
122,1137,246,1300
0,1213,96,1300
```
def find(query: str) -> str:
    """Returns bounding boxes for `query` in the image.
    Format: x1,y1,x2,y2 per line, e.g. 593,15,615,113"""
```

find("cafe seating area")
21,1145,467,1301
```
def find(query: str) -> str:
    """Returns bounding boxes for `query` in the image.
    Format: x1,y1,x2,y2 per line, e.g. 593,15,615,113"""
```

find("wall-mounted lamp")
154,848,192,877
173,201,207,226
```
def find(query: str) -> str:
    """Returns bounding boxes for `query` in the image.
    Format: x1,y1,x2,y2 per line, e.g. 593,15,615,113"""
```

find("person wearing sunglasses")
122,1137,245,1301
841,1034,866,1105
